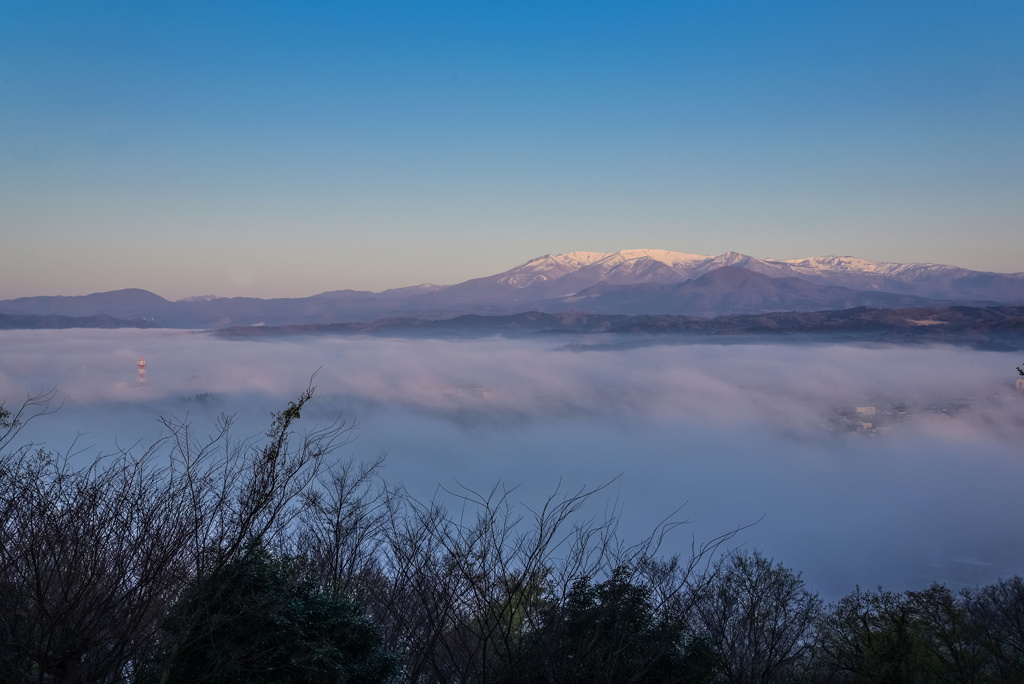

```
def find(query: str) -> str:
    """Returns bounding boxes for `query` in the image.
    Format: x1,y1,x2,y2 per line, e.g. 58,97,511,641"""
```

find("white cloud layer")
2,329,1023,600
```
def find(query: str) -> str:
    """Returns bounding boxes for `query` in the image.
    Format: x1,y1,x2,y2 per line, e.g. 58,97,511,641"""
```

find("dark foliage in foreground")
505,565,719,684
144,542,395,684
2,389,1024,683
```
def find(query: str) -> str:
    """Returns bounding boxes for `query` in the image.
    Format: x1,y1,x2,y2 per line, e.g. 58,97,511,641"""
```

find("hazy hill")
0,312,161,330
212,305,1024,351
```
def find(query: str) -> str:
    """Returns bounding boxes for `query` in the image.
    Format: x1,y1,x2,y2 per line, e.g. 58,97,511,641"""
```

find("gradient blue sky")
2,1,1022,299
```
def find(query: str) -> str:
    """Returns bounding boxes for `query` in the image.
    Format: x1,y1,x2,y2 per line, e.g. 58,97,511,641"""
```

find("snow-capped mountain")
447,249,719,301
509,249,713,284
462,249,1024,302
496,249,712,287
1,249,1022,327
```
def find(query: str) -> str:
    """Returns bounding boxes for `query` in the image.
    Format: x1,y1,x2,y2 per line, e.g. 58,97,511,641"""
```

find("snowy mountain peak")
521,252,608,272
602,249,712,267
783,255,893,273
713,251,752,264
496,253,605,287
522,249,714,273
780,255,981,279
542,249,710,268
492,249,720,292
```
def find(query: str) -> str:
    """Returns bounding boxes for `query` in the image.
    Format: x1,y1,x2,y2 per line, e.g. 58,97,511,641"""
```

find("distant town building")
855,406,876,416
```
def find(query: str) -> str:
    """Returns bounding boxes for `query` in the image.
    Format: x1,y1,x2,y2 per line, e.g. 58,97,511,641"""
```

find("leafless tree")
0,446,191,683
0,382,356,684
330,479,747,684
969,577,1024,681
1,384,756,684
294,453,390,597
0,387,60,453
693,551,822,684
151,384,355,684
338,479,614,683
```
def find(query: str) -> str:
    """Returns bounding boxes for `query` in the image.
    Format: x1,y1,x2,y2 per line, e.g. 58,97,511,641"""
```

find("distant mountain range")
212,306,1024,352
2,249,1023,328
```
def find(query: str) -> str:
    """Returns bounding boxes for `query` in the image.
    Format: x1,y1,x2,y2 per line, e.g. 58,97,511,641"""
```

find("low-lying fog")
2,329,1023,601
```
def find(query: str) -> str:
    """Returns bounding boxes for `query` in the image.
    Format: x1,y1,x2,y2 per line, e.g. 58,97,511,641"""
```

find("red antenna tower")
137,355,148,386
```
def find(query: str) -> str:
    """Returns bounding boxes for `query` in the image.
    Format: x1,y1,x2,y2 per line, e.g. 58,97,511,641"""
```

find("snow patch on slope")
604,249,711,268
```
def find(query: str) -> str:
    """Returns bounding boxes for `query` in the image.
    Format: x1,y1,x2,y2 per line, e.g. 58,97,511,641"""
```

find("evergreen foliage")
149,543,396,684
508,566,719,683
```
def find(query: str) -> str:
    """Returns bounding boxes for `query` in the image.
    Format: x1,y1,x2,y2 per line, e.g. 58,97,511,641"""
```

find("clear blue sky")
2,1,1022,299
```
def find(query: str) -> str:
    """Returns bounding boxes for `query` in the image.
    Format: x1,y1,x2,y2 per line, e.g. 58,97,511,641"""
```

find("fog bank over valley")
2,329,1023,600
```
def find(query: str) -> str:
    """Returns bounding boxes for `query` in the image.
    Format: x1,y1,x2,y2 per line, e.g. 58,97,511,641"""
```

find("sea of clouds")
2,328,1022,600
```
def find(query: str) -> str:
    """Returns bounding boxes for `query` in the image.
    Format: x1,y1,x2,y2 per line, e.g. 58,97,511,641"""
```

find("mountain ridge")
2,250,1022,328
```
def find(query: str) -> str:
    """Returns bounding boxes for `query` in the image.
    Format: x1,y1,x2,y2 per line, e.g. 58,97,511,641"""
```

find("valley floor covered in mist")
2,328,1023,600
